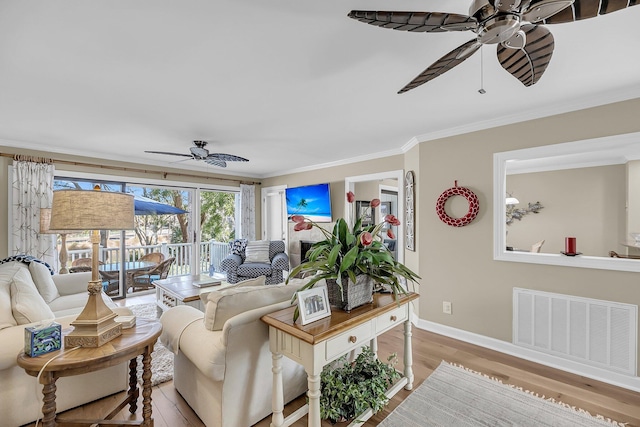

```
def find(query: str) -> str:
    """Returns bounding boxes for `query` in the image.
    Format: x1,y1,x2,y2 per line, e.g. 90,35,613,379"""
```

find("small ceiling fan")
145,140,249,168
348,0,638,93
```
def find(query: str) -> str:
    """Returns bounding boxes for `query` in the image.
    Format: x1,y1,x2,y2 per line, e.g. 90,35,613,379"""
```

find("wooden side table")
17,319,162,427
261,292,419,427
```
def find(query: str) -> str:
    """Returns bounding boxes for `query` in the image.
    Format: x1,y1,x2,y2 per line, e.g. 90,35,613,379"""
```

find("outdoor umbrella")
134,195,187,215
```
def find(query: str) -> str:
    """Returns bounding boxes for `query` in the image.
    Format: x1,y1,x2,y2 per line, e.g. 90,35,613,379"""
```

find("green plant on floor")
320,347,401,424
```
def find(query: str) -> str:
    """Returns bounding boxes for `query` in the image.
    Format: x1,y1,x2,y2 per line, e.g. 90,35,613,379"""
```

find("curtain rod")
0,152,261,186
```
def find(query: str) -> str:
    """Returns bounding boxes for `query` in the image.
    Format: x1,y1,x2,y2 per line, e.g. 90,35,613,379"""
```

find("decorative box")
24,322,62,357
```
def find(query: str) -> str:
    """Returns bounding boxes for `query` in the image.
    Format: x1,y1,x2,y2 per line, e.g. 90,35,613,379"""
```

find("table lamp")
50,187,135,347
39,208,74,274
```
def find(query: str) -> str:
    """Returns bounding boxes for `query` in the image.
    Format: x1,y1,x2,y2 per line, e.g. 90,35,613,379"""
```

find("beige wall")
417,97,640,374
506,165,625,256
0,146,257,259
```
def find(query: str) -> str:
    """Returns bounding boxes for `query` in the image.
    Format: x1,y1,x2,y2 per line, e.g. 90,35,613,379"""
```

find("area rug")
128,303,173,386
379,361,623,427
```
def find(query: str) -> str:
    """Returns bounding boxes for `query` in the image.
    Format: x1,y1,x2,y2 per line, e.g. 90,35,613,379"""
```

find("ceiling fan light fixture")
478,15,520,44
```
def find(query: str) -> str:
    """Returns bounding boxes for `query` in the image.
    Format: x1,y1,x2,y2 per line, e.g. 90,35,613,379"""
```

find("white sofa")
160,281,309,427
0,260,132,427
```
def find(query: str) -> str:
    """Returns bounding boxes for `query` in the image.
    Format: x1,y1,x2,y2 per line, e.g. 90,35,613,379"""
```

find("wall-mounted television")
286,183,332,222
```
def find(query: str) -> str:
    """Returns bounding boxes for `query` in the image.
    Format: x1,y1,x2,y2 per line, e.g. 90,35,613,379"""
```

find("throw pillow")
10,268,55,325
203,284,297,331
244,240,271,263
229,239,248,256
29,261,60,303
0,265,18,330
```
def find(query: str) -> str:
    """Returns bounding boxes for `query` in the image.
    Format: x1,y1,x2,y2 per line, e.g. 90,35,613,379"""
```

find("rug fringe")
446,362,627,427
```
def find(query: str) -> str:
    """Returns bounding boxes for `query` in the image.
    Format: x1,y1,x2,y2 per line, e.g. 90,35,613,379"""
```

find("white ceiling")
0,1,639,178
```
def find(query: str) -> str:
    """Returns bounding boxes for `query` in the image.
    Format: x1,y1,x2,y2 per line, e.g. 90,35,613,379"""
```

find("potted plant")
287,191,420,315
320,347,400,424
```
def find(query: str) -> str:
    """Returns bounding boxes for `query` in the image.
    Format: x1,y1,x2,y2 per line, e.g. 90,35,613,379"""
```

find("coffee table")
153,273,234,315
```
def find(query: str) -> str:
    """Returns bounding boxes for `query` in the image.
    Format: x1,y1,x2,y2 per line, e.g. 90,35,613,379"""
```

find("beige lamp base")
64,280,122,348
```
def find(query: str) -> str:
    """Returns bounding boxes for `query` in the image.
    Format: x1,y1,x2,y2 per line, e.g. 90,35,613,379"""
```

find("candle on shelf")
565,237,576,254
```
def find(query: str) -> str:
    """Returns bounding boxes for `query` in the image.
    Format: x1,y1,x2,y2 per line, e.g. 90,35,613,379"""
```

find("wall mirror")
345,170,404,263
493,132,640,272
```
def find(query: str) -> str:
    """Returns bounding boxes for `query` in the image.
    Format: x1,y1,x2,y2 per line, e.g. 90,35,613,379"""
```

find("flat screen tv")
286,183,332,222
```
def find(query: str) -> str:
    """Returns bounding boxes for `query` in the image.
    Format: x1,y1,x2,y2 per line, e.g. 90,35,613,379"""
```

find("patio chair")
99,270,120,296
69,258,103,273
139,252,165,264
128,257,175,293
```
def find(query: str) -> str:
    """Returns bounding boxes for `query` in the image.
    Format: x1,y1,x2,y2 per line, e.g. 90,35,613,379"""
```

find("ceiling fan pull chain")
478,46,486,94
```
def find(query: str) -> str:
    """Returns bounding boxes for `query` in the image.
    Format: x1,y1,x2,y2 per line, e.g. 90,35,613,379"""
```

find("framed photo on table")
297,287,331,325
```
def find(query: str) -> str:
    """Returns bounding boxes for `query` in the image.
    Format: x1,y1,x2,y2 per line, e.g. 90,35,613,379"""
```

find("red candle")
565,237,576,254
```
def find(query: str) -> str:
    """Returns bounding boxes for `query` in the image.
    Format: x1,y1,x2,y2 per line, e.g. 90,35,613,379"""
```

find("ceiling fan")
145,140,249,168
348,0,638,93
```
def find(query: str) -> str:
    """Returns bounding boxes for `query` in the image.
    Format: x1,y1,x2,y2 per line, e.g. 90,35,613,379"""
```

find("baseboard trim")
416,319,640,393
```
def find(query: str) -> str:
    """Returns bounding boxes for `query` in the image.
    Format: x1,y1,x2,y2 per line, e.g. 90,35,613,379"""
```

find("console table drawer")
326,321,373,360
376,305,407,334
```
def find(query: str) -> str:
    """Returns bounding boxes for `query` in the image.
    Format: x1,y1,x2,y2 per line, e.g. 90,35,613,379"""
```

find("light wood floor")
23,293,640,427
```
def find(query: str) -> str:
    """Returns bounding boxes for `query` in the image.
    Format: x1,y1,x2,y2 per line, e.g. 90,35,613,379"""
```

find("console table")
17,319,162,427
261,292,418,427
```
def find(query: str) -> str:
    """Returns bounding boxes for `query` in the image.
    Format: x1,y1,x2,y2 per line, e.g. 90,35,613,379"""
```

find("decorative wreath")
436,181,480,227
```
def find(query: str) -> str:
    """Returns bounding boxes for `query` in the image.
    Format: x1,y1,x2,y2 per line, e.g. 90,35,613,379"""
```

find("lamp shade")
50,190,135,231
39,208,77,234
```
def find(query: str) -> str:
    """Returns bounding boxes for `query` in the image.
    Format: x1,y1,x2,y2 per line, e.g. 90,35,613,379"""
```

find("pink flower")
385,214,401,227
370,198,380,208
294,222,313,231
346,191,355,203
386,228,395,239
291,215,305,223
360,232,373,246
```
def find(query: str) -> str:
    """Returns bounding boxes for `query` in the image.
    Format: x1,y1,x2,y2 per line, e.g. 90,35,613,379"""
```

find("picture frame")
297,287,331,325
355,200,375,226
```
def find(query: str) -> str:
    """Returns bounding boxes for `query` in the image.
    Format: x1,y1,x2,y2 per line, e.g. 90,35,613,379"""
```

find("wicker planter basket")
326,275,374,312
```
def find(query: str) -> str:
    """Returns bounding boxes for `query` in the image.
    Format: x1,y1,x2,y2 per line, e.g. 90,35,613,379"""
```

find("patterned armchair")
220,240,289,284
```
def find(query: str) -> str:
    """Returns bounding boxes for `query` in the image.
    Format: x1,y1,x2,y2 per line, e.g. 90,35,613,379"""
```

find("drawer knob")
390,315,397,322
349,336,357,343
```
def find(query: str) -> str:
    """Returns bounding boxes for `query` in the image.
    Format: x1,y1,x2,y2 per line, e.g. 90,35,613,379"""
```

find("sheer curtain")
240,184,256,241
11,156,57,267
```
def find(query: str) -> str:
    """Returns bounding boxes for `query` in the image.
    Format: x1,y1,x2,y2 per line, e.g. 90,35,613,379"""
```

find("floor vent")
513,288,637,376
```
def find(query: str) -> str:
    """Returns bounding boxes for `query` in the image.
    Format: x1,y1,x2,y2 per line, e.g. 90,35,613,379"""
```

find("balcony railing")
68,240,231,282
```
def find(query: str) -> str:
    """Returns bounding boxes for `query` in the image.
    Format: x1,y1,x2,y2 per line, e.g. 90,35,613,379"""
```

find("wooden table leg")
141,345,154,426
270,352,284,427
128,357,140,413
403,319,414,390
40,371,57,427
307,370,321,427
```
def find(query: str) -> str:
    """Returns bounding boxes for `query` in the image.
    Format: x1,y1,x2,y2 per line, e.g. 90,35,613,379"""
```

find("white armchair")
160,283,308,427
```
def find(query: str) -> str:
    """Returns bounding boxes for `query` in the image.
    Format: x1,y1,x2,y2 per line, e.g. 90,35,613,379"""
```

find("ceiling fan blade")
534,0,637,24
347,10,477,33
398,39,481,94
204,158,227,168
208,153,249,162
145,150,192,158
497,24,554,86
